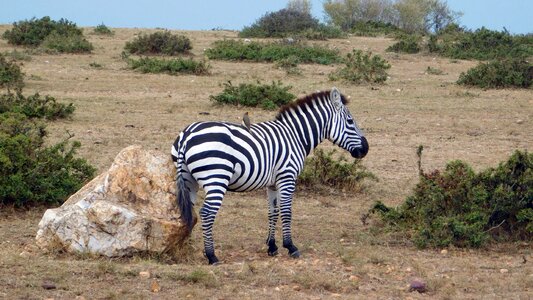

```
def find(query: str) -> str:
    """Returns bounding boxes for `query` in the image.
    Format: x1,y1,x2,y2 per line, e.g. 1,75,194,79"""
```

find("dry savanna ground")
0,26,532,299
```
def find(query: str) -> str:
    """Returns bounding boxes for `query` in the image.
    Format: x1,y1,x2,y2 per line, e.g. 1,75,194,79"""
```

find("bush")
0,54,24,92
205,39,340,65
125,56,210,75
329,49,391,83
239,7,345,40
457,59,533,89
124,31,192,55
0,92,75,120
41,31,94,53
93,23,114,35
209,80,295,110
370,149,533,248
240,8,320,38
386,35,421,54
298,148,377,192
351,21,404,37
430,27,533,60
2,16,83,47
0,112,96,207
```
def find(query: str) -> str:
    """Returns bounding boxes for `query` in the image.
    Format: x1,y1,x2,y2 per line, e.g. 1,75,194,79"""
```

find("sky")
0,0,531,34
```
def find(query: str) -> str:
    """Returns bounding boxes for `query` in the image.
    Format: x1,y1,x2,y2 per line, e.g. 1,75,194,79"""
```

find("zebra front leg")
199,182,228,265
278,181,300,258
266,187,279,256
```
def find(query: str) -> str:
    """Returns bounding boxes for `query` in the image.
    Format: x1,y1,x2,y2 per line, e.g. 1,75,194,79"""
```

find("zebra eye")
347,119,354,125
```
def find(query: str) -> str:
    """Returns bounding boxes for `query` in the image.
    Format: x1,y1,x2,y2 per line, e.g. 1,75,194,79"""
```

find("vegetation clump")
40,31,94,53
323,0,461,34
351,21,404,37
457,59,533,89
2,16,93,53
93,23,114,35
240,8,344,39
0,51,94,207
329,49,391,83
429,25,533,60
298,148,377,192
386,35,421,53
205,39,340,65
0,54,24,92
0,92,75,120
124,31,192,55
0,112,96,207
125,56,210,75
370,148,533,248
209,80,295,110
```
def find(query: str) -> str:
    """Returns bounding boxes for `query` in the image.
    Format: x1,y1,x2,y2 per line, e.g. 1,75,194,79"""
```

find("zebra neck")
277,106,327,156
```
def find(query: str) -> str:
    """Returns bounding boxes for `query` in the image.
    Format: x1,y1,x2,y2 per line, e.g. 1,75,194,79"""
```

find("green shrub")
124,31,192,55
370,149,533,248
386,35,421,54
2,16,84,47
301,24,346,40
298,148,377,192
240,8,320,38
429,26,533,60
329,49,391,84
351,21,404,37
0,92,75,120
209,80,295,110
0,54,24,92
93,23,114,35
125,56,210,75
457,59,533,89
239,8,345,40
41,31,94,53
205,39,340,65
0,112,95,207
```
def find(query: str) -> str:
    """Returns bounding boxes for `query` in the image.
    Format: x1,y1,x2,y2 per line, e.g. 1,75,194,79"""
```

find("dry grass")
0,25,531,299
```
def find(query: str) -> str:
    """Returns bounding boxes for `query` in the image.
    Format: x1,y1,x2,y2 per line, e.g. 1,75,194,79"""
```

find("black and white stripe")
171,87,369,264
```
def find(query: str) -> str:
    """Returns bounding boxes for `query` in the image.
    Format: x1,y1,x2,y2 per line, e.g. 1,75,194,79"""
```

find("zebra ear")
331,87,343,111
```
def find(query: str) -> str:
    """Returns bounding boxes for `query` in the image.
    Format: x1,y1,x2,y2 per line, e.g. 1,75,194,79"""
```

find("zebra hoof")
289,250,301,258
268,249,279,257
207,255,220,265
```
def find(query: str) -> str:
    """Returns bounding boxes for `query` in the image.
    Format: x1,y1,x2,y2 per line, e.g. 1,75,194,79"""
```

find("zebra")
171,87,369,265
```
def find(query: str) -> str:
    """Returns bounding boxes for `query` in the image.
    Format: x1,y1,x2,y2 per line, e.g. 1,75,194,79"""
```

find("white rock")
35,145,193,258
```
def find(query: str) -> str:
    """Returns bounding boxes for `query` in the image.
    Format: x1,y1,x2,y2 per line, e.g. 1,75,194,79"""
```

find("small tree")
393,0,432,33
0,54,24,93
287,0,312,14
324,0,396,30
426,0,462,33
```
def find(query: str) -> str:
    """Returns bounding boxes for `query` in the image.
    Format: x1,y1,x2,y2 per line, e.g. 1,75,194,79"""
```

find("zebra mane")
275,89,349,121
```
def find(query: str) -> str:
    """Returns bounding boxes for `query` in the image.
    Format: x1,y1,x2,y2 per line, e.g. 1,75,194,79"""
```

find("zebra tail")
177,174,194,232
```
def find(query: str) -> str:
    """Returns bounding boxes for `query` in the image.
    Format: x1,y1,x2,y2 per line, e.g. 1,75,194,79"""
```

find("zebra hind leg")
266,187,279,256
200,182,229,265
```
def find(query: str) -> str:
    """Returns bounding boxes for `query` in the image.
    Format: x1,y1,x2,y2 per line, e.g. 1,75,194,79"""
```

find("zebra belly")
227,164,274,192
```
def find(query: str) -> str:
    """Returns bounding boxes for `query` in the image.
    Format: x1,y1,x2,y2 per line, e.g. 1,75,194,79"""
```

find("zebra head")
327,87,369,159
